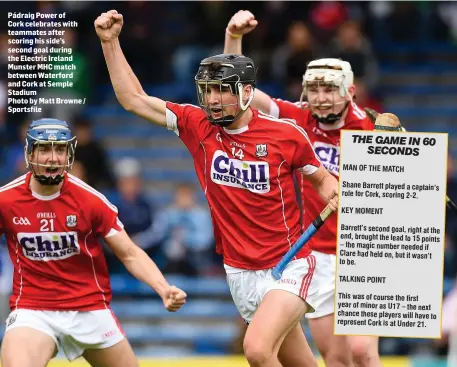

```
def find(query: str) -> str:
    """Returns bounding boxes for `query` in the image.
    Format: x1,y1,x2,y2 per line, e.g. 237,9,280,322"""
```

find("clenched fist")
94,10,123,42
227,10,258,38
162,285,187,312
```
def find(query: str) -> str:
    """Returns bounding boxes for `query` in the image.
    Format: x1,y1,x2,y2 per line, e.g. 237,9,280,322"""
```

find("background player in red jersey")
96,9,340,367
0,118,187,367
224,10,380,367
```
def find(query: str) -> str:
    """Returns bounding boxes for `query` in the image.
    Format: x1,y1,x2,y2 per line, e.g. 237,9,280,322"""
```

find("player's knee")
314,334,352,367
279,354,319,367
350,342,367,361
321,348,352,367
352,352,375,367
243,336,274,366
350,339,378,367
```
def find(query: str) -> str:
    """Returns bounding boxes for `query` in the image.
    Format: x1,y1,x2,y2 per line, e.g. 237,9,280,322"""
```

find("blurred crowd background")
0,0,457,364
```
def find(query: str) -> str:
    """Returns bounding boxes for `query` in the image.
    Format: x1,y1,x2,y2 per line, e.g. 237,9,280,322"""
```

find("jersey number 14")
231,147,244,160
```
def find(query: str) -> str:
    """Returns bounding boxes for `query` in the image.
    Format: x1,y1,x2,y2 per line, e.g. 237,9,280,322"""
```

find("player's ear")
243,84,252,100
346,84,356,101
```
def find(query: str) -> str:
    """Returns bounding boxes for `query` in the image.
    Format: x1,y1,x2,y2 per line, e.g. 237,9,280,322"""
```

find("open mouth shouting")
45,167,60,175
210,107,223,116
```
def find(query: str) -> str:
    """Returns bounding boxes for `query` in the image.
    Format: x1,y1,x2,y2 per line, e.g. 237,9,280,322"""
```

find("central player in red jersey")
224,10,381,367
96,9,339,367
0,118,186,367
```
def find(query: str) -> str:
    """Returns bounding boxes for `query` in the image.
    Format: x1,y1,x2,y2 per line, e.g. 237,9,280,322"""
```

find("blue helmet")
25,118,77,185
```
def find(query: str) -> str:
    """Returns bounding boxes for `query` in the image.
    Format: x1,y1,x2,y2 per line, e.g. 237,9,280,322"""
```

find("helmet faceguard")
300,58,353,124
24,118,77,185
195,54,256,128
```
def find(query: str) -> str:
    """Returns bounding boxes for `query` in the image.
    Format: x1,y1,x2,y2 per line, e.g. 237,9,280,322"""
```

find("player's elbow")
122,101,136,113
117,92,143,113
116,93,167,126
116,242,138,263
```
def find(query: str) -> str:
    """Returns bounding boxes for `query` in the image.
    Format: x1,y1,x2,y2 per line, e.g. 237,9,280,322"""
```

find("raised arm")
224,10,273,115
94,10,167,127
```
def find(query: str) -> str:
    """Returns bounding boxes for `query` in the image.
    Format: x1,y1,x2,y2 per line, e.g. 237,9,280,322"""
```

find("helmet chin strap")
34,174,65,185
208,84,253,128
312,101,349,124
29,162,66,185
210,115,236,128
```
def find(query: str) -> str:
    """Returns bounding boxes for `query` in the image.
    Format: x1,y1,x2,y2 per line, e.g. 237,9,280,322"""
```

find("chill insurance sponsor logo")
211,150,270,193
17,232,80,261
314,142,339,176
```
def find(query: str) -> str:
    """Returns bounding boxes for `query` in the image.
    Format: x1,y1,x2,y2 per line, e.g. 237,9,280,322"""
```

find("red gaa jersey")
166,103,322,269
271,99,374,254
0,172,123,311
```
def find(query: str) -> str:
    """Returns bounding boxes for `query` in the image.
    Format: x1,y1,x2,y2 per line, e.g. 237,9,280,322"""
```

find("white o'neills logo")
17,232,80,261
13,217,31,225
210,150,270,193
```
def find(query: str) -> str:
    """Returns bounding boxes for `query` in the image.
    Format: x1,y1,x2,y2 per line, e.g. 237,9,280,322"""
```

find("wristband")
226,28,243,39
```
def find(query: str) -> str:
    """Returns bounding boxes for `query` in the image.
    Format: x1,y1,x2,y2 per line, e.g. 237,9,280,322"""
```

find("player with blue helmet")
1,118,187,367
24,118,77,186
